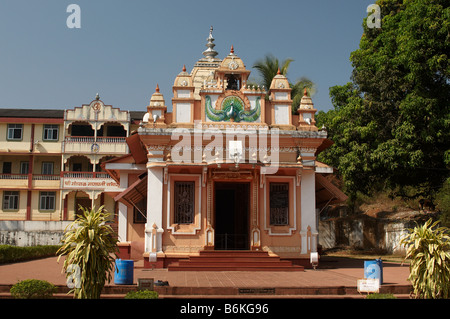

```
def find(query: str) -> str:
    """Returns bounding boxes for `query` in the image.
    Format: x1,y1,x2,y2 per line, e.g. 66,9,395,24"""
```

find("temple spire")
202,26,218,60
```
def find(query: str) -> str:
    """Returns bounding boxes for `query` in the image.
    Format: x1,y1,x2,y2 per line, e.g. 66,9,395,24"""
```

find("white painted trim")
118,202,128,242
315,166,333,174
118,173,128,242
104,163,146,171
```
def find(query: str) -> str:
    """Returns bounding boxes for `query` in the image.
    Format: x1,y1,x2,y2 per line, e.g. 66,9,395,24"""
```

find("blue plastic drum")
364,259,383,284
114,259,134,285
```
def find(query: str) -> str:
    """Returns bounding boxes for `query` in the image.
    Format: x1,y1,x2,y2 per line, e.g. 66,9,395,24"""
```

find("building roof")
0,108,145,122
0,108,64,118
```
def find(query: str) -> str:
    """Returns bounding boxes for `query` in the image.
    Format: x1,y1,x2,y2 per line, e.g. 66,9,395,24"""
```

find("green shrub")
57,206,119,299
10,279,57,299
124,290,159,299
0,245,61,264
400,219,450,299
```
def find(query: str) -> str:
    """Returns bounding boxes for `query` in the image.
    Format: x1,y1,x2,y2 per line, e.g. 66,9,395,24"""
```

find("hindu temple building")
105,27,347,270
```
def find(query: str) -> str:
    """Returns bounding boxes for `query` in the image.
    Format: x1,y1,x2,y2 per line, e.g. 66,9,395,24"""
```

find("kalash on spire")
191,26,223,98
201,26,220,62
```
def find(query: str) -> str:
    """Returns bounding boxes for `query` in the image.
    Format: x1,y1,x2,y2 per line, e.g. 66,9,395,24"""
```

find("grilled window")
42,162,54,175
7,124,23,140
20,162,29,175
43,124,59,141
174,181,195,224
269,183,289,225
40,191,56,210
3,191,19,210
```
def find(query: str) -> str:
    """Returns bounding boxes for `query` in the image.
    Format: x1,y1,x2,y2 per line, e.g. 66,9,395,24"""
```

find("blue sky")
0,0,375,113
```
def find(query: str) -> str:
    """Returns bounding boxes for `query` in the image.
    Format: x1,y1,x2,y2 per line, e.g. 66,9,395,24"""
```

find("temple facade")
105,28,347,268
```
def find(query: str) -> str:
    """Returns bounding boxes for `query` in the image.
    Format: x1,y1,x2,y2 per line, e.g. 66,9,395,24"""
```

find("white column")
145,166,164,253
300,169,317,254
118,203,128,242
118,173,128,242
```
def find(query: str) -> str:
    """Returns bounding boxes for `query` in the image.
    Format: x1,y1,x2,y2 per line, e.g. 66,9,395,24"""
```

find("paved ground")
0,255,411,294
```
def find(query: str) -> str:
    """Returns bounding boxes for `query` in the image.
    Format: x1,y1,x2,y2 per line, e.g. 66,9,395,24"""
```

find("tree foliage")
317,0,450,200
57,205,118,299
400,219,450,299
436,177,450,227
251,54,316,113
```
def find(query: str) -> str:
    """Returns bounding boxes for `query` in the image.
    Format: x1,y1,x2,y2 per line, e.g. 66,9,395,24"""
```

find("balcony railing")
0,173,60,188
0,174,28,180
33,174,60,180
63,136,128,154
64,136,126,143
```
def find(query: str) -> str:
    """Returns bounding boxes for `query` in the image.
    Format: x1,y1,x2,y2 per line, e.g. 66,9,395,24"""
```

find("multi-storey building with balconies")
0,99,144,245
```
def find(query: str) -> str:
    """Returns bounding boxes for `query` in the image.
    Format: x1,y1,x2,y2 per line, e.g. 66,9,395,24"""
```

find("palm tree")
251,54,316,113
252,54,293,89
290,77,316,113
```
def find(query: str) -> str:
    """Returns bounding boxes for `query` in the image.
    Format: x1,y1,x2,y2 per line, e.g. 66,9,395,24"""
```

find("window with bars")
42,162,54,175
174,181,195,224
20,162,29,175
39,191,56,211
7,124,23,140
43,124,59,141
269,183,289,225
3,191,19,210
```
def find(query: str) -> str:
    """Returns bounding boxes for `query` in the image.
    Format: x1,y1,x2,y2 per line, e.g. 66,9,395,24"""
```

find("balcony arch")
97,122,127,138
63,154,93,168
67,121,95,137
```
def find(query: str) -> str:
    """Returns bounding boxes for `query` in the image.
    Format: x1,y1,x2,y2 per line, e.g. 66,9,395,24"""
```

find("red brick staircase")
167,250,304,271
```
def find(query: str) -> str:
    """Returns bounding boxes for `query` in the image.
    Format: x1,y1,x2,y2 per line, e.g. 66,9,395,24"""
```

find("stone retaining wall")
318,215,416,254
0,221,71,246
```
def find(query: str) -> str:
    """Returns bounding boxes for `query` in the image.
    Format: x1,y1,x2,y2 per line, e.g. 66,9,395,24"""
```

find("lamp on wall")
310,252,319,270
229,140,242,169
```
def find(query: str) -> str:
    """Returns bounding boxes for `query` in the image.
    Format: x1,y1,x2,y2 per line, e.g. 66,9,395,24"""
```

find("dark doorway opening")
214,182,250,250
75,197,91,218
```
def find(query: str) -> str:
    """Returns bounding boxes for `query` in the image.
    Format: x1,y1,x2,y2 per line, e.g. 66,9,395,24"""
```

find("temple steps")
167,250,304,271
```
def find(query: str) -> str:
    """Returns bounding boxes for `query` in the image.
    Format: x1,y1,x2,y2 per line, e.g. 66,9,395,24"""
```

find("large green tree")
317,0,450,200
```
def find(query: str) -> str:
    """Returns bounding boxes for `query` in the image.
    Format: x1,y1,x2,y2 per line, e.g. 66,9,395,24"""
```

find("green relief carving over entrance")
205,95,261,122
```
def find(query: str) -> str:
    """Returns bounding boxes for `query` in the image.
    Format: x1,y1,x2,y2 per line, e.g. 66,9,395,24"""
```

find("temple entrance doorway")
214,182,250,250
